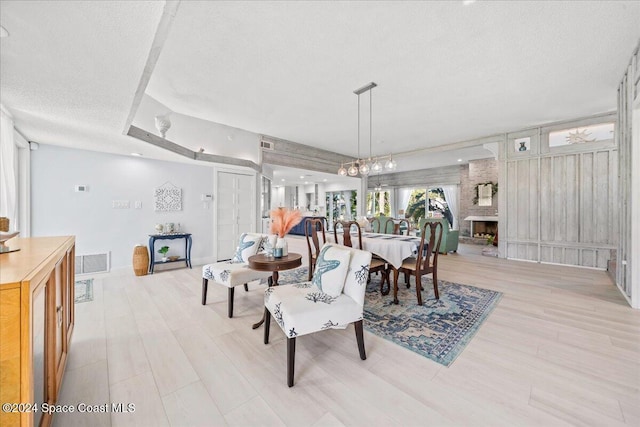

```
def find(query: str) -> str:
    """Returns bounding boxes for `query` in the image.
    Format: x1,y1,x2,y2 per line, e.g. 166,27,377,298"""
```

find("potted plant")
158,245,170,262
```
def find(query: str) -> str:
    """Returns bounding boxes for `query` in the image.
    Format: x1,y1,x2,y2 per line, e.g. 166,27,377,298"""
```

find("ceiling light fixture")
154,114,171,138
457,158,462,162
338,82,397,176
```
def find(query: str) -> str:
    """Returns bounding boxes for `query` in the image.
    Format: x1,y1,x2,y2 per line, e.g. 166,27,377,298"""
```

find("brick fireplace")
464,215,498,238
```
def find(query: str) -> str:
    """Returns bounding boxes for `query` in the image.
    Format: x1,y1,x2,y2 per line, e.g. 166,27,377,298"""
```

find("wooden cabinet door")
64,247,74,347
0,287,22,427
49,259,67,401
32,278,48,427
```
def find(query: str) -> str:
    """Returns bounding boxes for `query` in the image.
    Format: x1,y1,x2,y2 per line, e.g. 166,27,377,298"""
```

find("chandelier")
338,82,397,177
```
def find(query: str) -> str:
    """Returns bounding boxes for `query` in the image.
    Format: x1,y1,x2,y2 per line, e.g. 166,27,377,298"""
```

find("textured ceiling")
1,1,639,172
0,1,181,161
147,1,640,158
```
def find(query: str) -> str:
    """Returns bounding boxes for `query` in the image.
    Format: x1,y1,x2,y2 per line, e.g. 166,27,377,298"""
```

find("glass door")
260,176,271,233
404,188,452,227
325,190,357,230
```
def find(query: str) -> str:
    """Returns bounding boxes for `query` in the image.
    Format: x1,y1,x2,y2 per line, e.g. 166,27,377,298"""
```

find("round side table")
248,252,302,329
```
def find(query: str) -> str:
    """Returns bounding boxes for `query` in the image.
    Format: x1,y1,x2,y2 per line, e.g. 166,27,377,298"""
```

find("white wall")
272,186,285,208
31,144,214,270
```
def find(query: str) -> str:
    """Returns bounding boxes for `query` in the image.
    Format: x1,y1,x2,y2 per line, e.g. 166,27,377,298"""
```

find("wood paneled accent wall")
617,40,639,305
501,113,618,269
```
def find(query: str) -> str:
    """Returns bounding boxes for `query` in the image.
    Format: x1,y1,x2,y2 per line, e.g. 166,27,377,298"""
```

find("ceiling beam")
122,1,181,134
261,135,352,175
127,125,260,171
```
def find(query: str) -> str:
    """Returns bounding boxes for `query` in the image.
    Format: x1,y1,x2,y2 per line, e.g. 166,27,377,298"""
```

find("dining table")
335,231,425,270
358,232,425,269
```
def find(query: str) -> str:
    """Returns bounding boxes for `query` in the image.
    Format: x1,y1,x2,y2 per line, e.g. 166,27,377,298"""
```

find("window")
326,190,357,229
405,188,452,227
366,190,390,217
549,123,614,147
0,109,17,229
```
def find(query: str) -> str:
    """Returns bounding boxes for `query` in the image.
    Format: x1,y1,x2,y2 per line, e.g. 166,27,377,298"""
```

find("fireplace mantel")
464,216,498,222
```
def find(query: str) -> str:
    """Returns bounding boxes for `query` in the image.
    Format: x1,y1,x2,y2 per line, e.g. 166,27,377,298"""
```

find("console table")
148,233,192,273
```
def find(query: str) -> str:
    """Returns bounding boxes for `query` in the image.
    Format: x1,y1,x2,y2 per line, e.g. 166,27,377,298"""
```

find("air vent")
260,140,274,151
75,252,110,275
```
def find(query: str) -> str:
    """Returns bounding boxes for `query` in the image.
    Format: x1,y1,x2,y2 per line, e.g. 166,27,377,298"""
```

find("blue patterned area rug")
75,279,94,304
276,267,502,367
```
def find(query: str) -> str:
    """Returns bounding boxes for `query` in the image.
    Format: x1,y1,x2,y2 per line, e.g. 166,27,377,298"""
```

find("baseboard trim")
616,282,635,308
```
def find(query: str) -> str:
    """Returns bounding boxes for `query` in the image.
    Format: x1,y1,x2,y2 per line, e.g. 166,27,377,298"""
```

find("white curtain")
0,108,17,228
396,187,412,217
441,184,459,230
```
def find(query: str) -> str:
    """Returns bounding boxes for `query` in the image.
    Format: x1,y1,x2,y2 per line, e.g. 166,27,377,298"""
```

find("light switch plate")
134,201,142,209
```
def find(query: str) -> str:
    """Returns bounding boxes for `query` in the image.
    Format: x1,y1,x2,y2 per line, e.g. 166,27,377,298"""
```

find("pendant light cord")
369,88,373,160
357,93,361,163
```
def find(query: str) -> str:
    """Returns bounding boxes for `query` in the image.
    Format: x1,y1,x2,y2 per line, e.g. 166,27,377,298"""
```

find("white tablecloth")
336,232,423,269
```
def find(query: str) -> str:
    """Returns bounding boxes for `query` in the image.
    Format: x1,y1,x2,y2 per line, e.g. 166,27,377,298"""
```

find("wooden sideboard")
0,236,76,427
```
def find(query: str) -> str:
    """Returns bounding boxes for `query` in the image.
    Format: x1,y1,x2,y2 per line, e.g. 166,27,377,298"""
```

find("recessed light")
299,175,304,179
462,0,476,5
0,26,9,38
304,181,309,184
281,178,285,182
457,158,462,162
131,152,143,156
323,179,327,182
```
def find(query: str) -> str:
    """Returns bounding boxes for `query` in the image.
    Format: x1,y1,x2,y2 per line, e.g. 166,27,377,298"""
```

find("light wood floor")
54,237,640,427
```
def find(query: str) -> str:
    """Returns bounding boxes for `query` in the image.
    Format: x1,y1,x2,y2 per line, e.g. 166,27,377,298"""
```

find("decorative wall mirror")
478,183,493,206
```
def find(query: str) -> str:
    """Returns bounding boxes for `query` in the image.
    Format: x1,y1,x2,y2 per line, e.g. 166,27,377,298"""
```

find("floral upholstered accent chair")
201,233,277,318
263,243,372,387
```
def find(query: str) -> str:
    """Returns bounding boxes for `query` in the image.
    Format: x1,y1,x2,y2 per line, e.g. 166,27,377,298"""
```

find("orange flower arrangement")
270,208,303,238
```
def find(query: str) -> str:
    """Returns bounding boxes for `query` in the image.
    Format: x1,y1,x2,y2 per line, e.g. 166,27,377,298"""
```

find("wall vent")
260,140,274,151
75,252,110,275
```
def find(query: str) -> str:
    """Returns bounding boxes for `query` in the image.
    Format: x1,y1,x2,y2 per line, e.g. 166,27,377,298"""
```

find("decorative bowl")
168,255,180,261
0,231,20,245
0,231,20,254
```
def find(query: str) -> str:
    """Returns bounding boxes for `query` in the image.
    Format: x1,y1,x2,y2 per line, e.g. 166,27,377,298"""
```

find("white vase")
276,237,288,257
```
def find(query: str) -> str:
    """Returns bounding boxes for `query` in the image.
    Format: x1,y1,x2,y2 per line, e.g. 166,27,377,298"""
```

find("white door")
216,171,255,260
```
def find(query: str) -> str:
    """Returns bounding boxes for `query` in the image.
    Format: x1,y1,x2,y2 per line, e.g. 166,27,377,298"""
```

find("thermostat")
75,185,88,192
201,194,213,201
